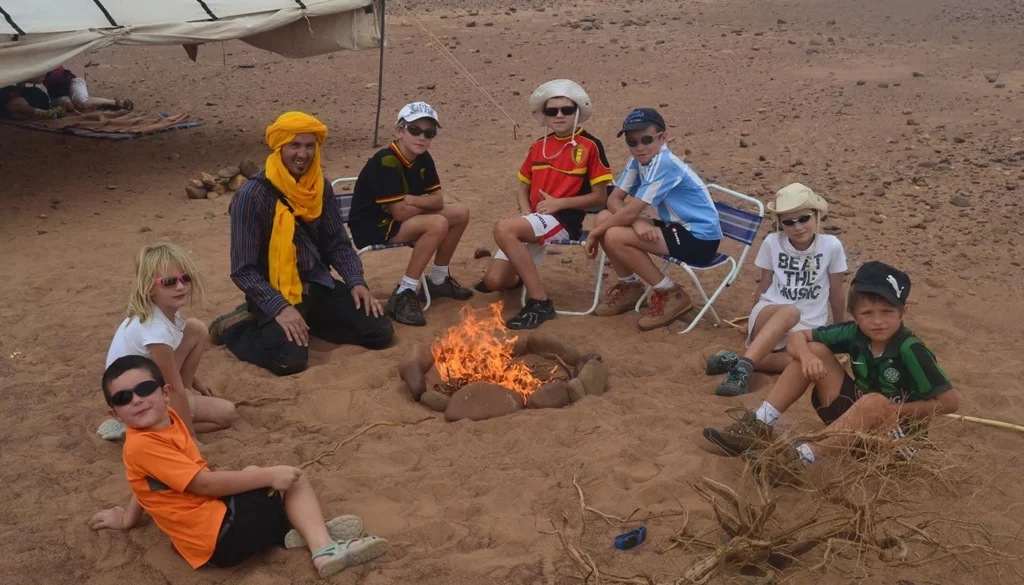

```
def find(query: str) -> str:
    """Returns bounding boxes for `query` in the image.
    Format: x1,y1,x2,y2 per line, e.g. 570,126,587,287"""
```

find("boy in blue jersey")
586,108,722,330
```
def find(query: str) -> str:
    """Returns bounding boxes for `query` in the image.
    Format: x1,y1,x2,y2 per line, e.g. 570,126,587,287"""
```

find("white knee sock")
651,276,674,291
397,275,420,294
618,273,640,283
755,401,781,426
429,264,449,285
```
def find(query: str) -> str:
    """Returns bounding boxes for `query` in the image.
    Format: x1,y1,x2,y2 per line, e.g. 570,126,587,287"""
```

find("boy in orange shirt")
90,355,387,577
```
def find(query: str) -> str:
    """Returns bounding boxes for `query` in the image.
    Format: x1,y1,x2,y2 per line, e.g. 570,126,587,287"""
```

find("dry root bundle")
547,423,1023,584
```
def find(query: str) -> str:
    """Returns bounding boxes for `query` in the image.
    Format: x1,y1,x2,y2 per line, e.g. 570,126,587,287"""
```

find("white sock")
397,275,420,294
651,276,674,291
795,443,816,466
618,273,640,283
429,264,449,285
754,401,781,427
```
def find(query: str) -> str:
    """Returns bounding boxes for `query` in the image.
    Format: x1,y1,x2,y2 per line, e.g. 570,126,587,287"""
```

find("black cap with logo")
852,261,911,307
617,108,666,137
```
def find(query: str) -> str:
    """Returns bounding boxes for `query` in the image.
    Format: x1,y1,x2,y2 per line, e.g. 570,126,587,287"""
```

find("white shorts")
52,78,90,109
494,213,568,266
745,300,810,351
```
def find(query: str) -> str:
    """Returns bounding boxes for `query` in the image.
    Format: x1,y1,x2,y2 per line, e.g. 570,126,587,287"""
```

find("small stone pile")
185,159,261,200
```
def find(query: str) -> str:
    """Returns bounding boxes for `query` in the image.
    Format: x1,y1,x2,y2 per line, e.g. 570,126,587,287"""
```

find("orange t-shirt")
123,409,226,569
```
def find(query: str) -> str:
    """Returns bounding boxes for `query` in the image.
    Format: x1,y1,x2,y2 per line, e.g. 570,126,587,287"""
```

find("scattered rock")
200,172,218,187
445,382,524,422
228,175,246,191
419,389,450,412
218,166,241,179
186,186,208,200
239,159,260,178
528,380,570,409
949,194,971,207
473,247,492,259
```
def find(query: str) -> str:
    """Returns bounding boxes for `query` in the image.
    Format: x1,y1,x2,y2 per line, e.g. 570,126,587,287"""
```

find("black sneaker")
386,287,426,326
506,298,556,330
425,275,474,301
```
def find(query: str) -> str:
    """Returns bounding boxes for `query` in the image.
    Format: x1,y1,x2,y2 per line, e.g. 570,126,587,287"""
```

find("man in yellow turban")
209,112,394,375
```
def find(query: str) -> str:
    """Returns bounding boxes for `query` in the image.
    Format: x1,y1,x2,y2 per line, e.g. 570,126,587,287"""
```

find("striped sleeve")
229,178,290,317
901,340,953,401
318,180,367,289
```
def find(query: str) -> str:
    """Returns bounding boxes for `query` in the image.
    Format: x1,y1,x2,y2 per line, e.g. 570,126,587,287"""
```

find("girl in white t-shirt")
100,243,234,441
706,183,847,397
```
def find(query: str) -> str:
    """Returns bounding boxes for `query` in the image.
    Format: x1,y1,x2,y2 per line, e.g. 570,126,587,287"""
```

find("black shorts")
653,220,721,265
206,489,291,568
811,375,861,425
349,218,399,249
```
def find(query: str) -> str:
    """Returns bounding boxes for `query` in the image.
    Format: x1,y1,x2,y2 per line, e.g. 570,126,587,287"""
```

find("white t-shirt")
754,233,848,330
105,310,186,367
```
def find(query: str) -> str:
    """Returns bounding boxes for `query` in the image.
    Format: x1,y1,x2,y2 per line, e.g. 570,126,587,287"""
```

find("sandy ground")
2,0,1024,583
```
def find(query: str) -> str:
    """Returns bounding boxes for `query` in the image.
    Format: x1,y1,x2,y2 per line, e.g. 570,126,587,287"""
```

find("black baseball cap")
617,108,666,137
851,261,911,307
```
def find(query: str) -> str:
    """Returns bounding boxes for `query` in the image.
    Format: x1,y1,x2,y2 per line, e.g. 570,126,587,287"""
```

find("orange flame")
430,302,541,399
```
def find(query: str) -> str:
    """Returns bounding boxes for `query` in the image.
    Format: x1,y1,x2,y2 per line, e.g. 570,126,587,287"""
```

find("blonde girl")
705,183,848,397
103,243,234,440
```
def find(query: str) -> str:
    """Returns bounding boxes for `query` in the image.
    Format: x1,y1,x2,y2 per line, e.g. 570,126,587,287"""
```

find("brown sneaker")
702,407,775,456
208,303,253,345
637,285,693,331
594,281,646,316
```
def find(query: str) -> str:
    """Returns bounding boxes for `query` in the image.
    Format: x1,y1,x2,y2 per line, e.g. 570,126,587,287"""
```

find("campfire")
398,303,610,421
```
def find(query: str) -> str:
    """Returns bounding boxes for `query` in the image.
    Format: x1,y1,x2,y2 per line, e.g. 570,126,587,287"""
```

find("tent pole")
372,0,386,147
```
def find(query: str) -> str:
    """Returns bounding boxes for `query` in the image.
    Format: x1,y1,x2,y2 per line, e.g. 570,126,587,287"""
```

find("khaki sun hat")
528,79,592,126
767,183,829,215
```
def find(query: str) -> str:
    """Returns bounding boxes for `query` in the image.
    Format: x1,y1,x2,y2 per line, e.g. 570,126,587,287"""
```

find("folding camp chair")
331,177,432,310
519,208,607,316
634,184,765,333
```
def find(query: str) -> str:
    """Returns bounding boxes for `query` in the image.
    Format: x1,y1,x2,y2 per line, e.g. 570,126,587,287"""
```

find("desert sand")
2,0,1024,583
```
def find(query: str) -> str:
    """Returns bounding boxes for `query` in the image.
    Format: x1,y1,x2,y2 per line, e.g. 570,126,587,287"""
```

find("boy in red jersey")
477,79,613,329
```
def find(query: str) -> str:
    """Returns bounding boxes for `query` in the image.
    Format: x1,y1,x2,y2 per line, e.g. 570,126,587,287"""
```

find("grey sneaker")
386,287,426,326
705,350,739,375
715,367,751,397
702,407,775,456
426,275,474,300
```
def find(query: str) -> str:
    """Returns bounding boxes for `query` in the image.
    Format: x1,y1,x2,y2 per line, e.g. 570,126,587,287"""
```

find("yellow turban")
264,112,329,306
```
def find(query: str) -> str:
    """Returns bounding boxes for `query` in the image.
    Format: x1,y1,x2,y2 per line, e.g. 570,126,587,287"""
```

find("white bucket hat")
528,79,592,126
767,183,829,215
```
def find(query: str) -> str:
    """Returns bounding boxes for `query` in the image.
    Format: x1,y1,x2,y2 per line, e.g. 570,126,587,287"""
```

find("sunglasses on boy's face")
781,214,814,227
404,125,437,139
154,272,192,288
543,105,578,117
108,379,161,408
625,134,662,148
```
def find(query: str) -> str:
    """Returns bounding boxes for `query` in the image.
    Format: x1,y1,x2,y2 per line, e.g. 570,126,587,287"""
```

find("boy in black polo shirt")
703,261,960,477
349,102,472,326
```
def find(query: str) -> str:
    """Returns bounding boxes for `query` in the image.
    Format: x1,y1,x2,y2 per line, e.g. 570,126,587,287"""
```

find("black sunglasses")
625,134,662,147
781,214,815,227
404,125,437,139
543,105,578,117
108,379,161,407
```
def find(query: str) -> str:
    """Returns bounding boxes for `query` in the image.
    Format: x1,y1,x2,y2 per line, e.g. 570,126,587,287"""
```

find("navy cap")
852,261,911,307
617,108,666,137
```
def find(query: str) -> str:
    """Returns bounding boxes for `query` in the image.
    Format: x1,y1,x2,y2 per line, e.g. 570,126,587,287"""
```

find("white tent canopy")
0,0,382,86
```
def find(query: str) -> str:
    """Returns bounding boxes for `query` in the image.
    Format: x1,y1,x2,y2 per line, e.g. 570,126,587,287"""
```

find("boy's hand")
90,507,129,531
266,466,303,491
534,190,561,215
275,306,309,347
801,353,827,382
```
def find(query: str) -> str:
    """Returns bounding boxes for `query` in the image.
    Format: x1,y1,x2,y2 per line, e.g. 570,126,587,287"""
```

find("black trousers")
222,281,394,376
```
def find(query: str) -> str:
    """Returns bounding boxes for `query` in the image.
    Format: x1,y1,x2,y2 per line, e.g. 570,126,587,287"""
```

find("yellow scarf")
264,112,328,305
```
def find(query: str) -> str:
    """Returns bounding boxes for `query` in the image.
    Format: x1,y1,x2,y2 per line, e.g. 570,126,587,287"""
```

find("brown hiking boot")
702,407,775,456
594,281,646,316
208,303,253,345
637,285,693,331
